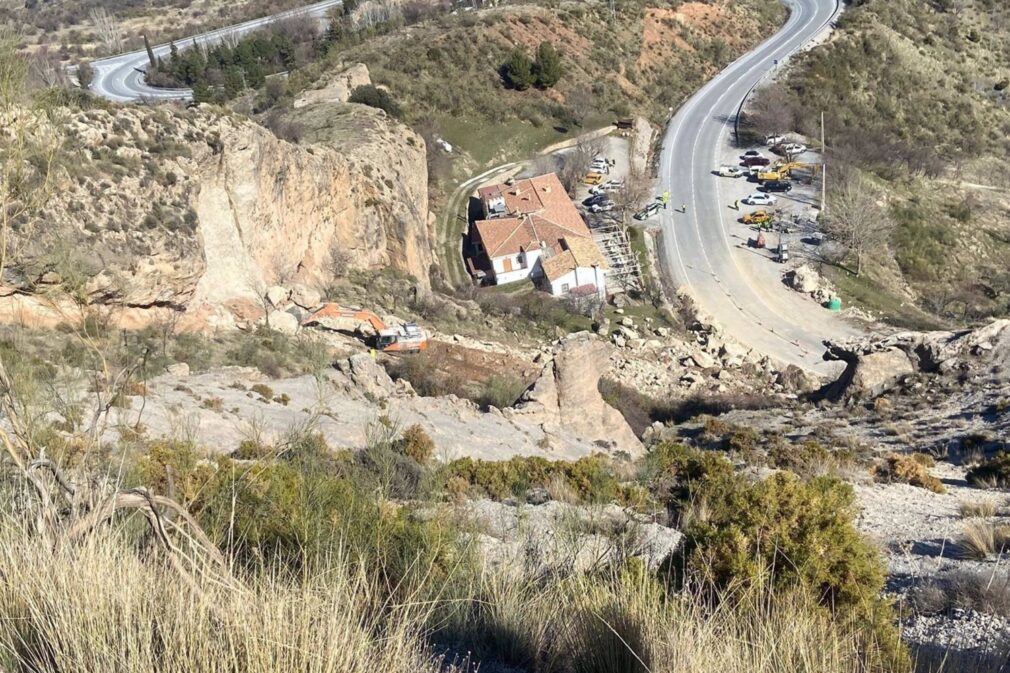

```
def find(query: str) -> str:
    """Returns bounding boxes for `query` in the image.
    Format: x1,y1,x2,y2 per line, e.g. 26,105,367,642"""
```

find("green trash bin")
827,297,842,312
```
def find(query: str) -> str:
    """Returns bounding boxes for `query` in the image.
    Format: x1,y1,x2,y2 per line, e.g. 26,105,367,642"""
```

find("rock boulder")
511,332,643,455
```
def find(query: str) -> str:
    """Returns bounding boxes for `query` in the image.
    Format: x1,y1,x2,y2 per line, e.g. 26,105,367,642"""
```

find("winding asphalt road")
89,0,343,102
657,0,860,373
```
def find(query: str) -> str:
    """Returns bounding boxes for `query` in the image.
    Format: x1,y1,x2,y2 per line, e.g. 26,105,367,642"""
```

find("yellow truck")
583,172,604,185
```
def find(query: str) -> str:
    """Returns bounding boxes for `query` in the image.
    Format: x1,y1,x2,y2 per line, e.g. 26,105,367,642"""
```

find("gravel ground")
854,461,1010,663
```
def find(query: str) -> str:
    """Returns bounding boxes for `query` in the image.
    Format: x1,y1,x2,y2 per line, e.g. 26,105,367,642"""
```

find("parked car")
743,193,777,206
590,179,624,194
765,134,785,146
717,166,745,178
583,173,604,185
743,150,764,158
583,193,609,206
589,201,615,213
742,156,771,167
761,180,793,193
783,143,807,155
634,202,663,220
742,209,772,225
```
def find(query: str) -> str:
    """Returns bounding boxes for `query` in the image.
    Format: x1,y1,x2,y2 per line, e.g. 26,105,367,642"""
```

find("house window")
503,258,513,272
561,283,570,293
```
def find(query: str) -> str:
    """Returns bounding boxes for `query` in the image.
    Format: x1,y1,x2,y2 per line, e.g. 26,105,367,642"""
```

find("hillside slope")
4,99,432,331
752,0,1010,326
293,0,785,168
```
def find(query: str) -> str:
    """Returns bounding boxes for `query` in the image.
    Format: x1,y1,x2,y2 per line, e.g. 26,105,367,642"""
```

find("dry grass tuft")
958,520,1010,560
874,453,945,493
959,497,1000,519
0,518,445,673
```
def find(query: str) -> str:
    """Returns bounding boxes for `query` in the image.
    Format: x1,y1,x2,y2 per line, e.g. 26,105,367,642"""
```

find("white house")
470,173,608,298
539,237,609,299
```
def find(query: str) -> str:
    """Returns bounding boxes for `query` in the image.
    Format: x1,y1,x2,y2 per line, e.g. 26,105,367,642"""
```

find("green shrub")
234,438,274,460
968,452,1010,487
348,84,402,117
442,454,626,504
132,440,217,506
502,47,534,90
643,444,887,621
250,383,274,399
476,374,526,410
768,439,832,477
679,470,886,610
638,442,735,505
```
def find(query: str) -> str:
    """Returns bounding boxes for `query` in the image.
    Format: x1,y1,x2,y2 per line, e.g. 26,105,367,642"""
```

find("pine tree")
76,61,94,90
533,41,562,88
192,80,212,104
143,34,156,68
503,48,534,91
223,66,246,98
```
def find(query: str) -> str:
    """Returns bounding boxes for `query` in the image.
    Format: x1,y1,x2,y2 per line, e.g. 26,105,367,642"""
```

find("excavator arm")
300,304,388,334
301,303,429,353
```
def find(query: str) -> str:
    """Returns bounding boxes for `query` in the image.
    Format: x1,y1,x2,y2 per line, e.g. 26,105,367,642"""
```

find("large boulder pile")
784,263,836,305
823,319,1010,399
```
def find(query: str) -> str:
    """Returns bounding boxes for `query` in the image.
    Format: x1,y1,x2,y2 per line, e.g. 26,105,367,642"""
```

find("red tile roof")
474,173,591,258
541,237,609,282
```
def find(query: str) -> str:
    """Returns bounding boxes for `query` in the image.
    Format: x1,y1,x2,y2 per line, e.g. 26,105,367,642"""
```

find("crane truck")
300,304,429,353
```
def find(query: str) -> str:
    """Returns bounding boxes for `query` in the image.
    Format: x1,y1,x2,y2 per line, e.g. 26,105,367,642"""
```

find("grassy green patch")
820,265,946,331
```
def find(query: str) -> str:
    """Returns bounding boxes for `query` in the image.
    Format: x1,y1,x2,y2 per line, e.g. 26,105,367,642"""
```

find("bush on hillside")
395,423,435,464
873,453,945,493
502,47,534,90
348,84,402,118
968,452,1010,488
442,454,628,504
644,444,886,612
533,41,562,88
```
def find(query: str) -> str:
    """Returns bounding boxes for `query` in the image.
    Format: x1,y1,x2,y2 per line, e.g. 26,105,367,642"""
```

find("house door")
503,258,513,272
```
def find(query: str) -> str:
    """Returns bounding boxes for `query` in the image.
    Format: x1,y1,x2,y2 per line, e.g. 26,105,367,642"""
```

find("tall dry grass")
443,564,902,673
0,504,902,673
0,515,447,673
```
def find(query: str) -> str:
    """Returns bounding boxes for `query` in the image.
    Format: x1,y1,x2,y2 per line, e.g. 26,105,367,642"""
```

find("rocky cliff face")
5,101,431,331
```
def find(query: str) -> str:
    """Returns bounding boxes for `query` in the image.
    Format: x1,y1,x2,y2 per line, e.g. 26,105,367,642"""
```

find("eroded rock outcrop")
510,332,644,455
7,102,431,331
293,63,372,108
823,319,1010,398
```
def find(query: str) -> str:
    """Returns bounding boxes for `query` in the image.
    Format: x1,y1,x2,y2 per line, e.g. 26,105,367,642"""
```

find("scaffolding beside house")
588,221,642,293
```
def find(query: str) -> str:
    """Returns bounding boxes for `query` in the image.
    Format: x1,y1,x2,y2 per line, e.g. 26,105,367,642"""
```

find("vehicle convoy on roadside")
301,304,429,353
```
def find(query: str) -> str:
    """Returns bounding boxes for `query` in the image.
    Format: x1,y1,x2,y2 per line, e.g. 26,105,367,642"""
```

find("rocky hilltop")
4,100,431,331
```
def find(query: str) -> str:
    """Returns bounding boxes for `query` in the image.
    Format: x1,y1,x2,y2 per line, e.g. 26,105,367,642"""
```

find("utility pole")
820,111,827,213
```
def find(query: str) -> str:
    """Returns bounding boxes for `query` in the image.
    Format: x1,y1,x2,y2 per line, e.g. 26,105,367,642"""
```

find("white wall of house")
547,266,607,298
490,249,543,285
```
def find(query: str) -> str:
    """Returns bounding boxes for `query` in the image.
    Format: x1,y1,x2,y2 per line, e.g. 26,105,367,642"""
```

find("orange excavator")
300,304,429,353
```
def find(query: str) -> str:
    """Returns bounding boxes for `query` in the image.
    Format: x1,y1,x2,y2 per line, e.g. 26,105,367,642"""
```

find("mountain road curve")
657,0,860,375
89,0,343,103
